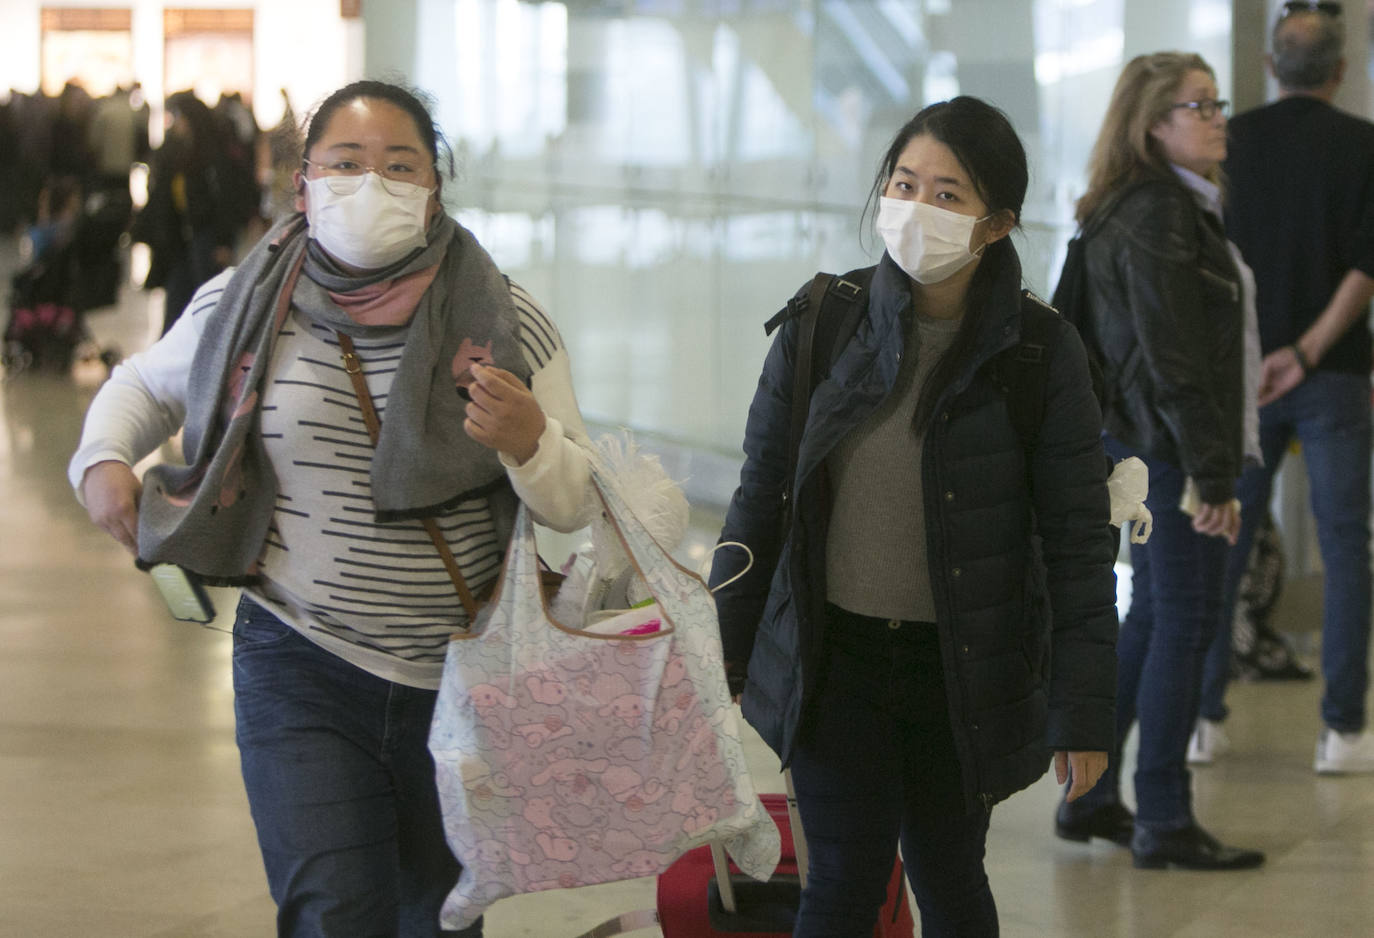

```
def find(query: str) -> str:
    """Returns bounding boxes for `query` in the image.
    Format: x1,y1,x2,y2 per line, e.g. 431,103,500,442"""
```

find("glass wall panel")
408,0,1233,494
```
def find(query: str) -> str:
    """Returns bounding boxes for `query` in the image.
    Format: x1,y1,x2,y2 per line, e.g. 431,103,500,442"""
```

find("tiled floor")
2,244,1373,937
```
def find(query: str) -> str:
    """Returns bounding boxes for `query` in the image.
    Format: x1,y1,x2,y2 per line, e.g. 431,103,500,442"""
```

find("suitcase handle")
710,767,808,914
708,842,738,913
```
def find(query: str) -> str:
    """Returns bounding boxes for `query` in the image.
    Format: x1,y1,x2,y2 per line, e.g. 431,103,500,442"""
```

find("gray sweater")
825,311,960,621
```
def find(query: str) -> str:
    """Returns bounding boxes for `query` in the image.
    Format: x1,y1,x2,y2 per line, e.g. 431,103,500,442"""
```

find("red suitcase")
574,784,915,938
653,788,915,938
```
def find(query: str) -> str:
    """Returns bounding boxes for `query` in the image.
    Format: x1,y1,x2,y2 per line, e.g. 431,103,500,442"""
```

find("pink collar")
327,264,441,326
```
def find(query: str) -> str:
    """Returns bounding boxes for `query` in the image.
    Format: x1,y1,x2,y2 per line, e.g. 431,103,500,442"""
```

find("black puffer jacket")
1081,177,1245,504
710,250,1119,813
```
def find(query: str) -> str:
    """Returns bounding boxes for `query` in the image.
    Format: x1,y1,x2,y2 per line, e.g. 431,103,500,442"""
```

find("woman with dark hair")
710,95,1119,935
133,91,239,334
70,79,595,937
1052,52,1264,871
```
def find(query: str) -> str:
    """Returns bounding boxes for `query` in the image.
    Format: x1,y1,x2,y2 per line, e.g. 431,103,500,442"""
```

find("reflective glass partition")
409,0,1232,489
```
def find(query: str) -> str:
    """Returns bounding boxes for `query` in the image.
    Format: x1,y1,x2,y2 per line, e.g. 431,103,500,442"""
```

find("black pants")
789,604,997,937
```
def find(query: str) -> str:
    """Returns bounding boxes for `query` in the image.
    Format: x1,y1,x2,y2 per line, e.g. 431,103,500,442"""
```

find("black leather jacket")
1082,177,1245,504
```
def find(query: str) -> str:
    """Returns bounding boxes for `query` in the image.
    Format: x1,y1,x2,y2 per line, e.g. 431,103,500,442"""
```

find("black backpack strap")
787,273,834,493
815,269,872,375
998,292,1060,455
763,296,802,336
779,267,875,522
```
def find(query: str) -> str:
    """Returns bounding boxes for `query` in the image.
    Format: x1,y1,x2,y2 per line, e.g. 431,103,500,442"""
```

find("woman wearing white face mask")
710,96,1118,935
68,80,596,937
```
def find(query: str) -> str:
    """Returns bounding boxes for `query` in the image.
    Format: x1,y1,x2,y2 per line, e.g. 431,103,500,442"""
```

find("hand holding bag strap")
336,331,483,623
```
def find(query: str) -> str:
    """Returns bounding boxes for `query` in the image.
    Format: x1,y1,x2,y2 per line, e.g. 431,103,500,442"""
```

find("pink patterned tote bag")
428,468,780,931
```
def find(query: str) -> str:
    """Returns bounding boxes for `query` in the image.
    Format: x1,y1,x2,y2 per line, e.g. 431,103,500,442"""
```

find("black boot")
1131,822,1265,870
1054,799,1134,847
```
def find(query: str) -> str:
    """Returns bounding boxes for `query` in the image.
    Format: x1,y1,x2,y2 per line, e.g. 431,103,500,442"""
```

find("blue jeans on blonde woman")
1075,438,1226,832
232,597,480,938
788,604,997,938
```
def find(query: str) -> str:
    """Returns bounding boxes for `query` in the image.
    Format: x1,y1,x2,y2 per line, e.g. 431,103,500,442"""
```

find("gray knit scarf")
135,213,528,583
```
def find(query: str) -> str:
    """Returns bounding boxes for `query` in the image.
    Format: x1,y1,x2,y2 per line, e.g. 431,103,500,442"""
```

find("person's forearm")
503,416,592,532
66,297,206,500
502,348,594,532
1296,269,1374,366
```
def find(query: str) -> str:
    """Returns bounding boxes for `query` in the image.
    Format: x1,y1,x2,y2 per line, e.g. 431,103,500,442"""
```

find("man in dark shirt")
1197,1,1374,774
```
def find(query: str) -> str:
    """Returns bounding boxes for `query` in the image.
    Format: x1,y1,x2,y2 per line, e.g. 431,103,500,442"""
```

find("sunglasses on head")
1281,1,1342,16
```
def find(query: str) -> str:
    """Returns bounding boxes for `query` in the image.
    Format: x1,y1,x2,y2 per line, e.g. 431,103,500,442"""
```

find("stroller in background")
4,176,121,375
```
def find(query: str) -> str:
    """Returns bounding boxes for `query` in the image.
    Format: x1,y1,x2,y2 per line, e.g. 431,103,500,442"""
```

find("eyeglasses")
1170,99,1230,121
302,158,435,196
1281,1,1342,16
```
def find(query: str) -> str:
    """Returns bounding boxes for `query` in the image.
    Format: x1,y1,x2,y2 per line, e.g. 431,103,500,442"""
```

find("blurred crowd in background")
1,80,300,370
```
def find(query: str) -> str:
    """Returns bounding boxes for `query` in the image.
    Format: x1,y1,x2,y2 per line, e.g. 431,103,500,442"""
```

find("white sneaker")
1314,728,1374,774
1187,718,1231,765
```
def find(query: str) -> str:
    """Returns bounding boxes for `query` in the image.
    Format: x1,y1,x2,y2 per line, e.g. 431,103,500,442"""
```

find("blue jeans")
1076,439,1228,830
232,597,480,938
1200,372,1372,733
788,605,997,938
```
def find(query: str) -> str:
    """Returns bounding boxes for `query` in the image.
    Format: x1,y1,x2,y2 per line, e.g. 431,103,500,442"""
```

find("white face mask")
876,196,990,284
305,172,433,270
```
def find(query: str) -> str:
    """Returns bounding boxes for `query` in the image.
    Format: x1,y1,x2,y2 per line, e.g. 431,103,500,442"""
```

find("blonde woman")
1053,52,1264,871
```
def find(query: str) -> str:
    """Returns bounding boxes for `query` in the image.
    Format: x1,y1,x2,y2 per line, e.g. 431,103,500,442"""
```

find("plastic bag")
1107,456,1153,544
428,466,780,930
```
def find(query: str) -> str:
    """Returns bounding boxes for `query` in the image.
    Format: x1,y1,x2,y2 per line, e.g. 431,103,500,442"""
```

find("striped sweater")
71,269,594,688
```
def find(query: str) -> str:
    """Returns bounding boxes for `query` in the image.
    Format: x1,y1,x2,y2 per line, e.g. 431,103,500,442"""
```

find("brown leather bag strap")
335,332,482,623
420,517,482,623
337,332,382,443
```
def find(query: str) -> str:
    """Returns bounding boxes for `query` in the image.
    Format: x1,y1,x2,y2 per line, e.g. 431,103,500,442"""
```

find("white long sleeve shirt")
70,269,595,688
